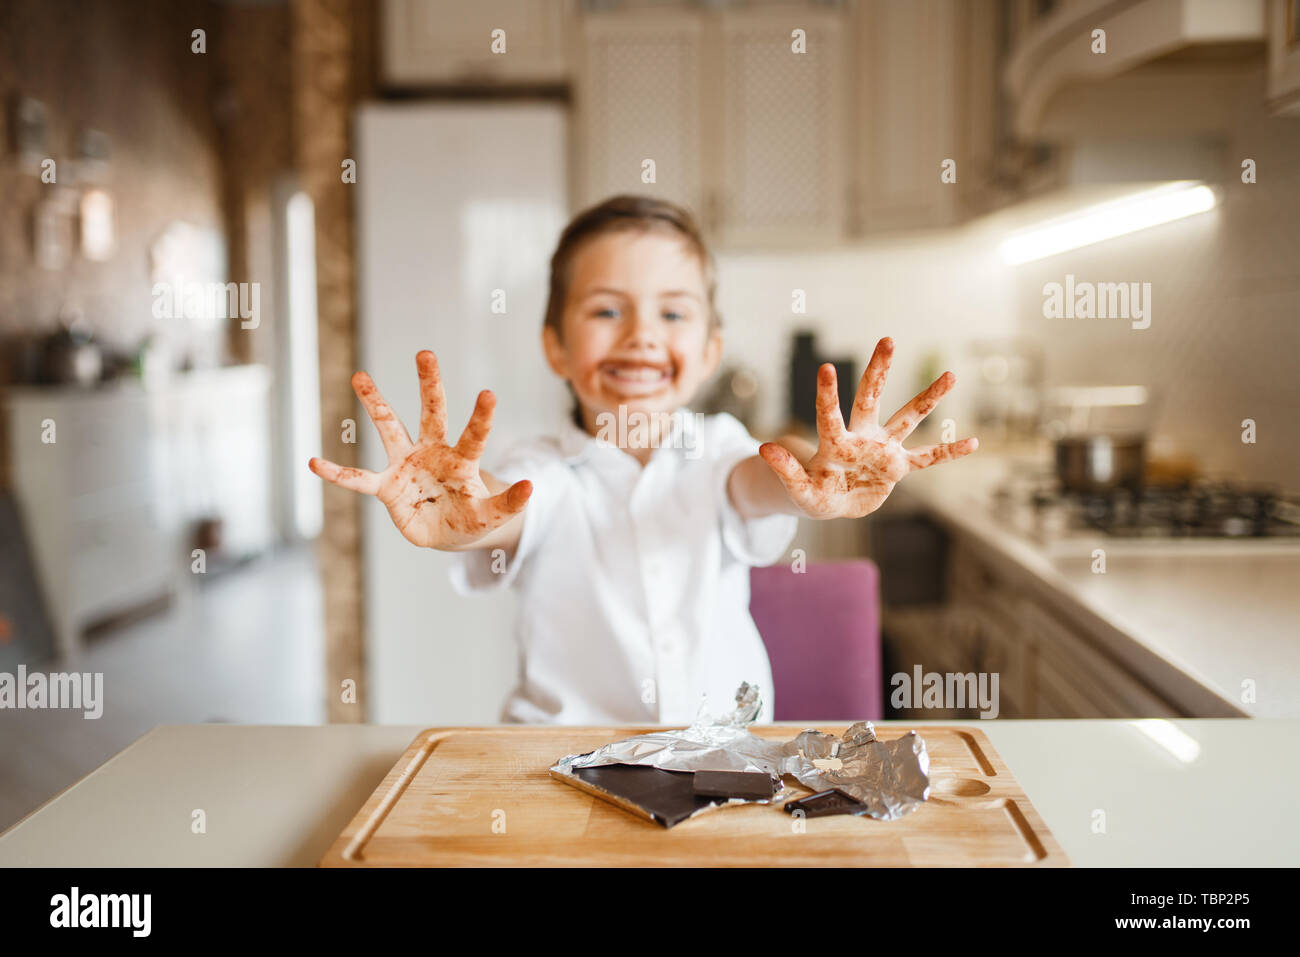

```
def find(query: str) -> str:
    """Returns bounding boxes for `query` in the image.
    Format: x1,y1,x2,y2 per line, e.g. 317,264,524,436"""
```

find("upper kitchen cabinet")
1267,0,1300,114
854,0,962,233
574,2,848,246
381,0,573,86
714,6,849,245
952,0,1016,220
572,1,1004,243
574,8,707,216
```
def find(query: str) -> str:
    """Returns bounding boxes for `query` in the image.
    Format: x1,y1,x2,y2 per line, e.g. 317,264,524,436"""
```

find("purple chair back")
749,561,882,721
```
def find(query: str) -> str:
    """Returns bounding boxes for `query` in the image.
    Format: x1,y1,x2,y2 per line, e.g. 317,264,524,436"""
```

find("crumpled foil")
551,683,930,821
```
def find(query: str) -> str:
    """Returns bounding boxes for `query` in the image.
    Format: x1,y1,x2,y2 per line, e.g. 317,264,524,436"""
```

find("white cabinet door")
854,0,959,234
5,373,272,658
175,369,275,557
574,3,848,244
715,6,848,245
953,0,1006,221
1020,599,1182,719
1268,0,1300,114
575,9,706,213
382,0,571,86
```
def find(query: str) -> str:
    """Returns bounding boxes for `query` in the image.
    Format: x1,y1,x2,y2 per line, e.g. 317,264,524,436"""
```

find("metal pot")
42,324,103,386
1054,434,1146,493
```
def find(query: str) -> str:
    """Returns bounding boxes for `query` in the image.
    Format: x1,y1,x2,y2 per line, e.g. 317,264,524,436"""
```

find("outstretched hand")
308,350,532,550
759,338,977,519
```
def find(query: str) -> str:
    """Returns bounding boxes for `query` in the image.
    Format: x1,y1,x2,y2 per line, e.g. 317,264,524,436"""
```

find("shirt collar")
557,408,700,464
558,415,596,463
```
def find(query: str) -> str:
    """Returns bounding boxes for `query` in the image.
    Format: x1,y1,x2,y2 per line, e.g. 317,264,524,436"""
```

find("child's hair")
544,194,720,336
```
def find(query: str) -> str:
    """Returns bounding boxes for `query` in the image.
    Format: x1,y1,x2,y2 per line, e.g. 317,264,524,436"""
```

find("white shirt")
449,411,798,725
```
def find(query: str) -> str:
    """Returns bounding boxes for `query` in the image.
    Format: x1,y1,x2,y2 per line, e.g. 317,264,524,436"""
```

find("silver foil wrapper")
551,683,930,821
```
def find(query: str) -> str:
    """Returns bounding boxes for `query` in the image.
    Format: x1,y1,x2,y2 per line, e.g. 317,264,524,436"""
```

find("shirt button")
656,625,682,658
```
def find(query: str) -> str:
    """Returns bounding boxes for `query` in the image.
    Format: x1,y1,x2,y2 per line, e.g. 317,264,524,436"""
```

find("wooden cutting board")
319,725,1068,867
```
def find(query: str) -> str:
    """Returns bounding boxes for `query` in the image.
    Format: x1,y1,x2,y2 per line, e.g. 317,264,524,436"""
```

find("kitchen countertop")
894,452,1300,718
0,720,1294,867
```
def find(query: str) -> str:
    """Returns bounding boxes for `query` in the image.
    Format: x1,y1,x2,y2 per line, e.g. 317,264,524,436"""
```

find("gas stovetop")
993,480,1300,546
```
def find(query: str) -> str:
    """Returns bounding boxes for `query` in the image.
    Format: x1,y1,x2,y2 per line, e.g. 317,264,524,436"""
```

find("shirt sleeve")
709,413,800,567
448,440,563,595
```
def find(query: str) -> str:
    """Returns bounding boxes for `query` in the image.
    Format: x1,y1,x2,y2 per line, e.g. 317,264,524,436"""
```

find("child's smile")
597,357,675,396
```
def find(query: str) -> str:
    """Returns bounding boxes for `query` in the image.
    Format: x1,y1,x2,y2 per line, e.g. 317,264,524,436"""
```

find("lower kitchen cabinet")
882,536,1184,719
5,366,274,658
952,539,1183,718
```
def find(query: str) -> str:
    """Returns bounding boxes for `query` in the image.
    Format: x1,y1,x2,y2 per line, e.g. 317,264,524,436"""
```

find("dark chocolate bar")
572,765,718,827
783,788,869,818
692,769,775,800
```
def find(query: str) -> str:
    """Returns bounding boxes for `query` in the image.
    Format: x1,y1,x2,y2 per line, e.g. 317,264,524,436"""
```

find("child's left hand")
759,337,978,519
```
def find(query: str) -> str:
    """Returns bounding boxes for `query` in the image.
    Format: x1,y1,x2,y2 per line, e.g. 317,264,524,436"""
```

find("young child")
309,195,977,725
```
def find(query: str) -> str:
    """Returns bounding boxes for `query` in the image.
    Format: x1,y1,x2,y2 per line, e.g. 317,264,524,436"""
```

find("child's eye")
592,307,620,319
662,310,685,321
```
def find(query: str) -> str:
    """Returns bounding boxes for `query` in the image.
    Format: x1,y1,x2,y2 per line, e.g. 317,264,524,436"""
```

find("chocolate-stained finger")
416,350,448,444
815,364,848,441
352,371,415,463
906,437,979,471
308,456,383,495
883,371,955,441
759,442,815,506
454,390,496,462
849,337,894,432
481,479,533,524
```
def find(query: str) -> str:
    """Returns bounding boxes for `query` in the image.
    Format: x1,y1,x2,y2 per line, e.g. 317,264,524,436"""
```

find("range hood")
987,0,1274,218
1005,0,1268,140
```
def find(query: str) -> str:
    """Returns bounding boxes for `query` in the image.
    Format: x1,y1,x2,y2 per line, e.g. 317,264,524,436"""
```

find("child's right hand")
309,350,532,551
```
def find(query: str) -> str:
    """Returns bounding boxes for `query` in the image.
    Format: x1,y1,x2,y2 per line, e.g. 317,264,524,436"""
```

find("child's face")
543,230,722,432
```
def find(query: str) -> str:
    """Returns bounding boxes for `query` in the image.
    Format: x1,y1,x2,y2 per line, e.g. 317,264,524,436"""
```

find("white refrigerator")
354,102,570,722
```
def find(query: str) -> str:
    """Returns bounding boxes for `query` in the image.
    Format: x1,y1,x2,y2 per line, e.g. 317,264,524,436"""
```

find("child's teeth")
610,366,666,381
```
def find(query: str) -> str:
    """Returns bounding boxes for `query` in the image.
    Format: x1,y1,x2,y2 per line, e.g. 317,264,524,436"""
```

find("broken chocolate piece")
572,764,718,828
783,788,870,819
692,770,775,800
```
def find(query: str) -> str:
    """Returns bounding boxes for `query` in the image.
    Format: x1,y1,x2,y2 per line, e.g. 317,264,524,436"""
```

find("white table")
0,720,1292,866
